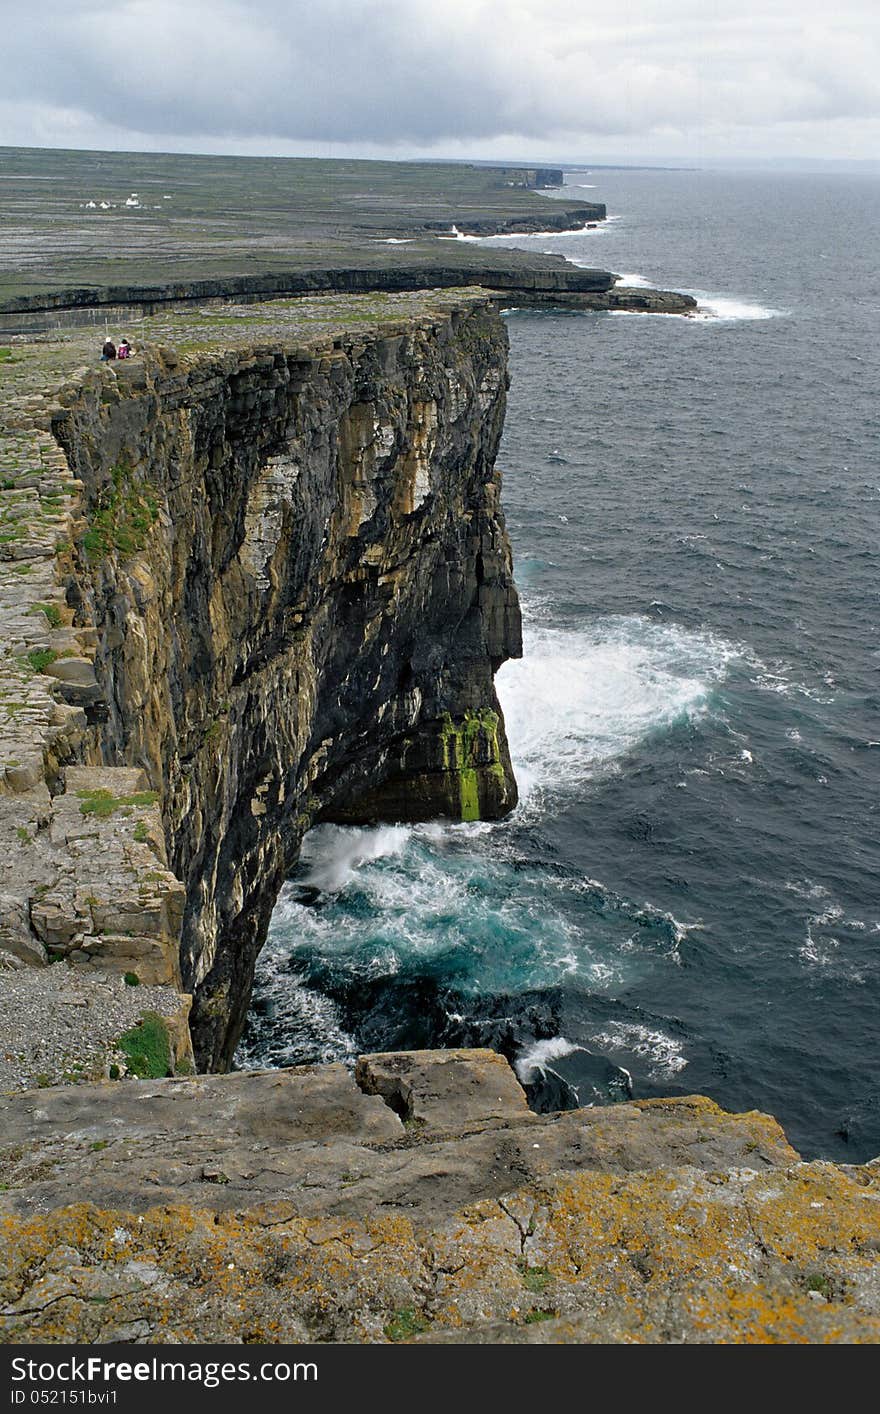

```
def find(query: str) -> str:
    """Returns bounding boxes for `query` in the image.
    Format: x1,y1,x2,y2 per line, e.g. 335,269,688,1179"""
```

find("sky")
1,1,879,167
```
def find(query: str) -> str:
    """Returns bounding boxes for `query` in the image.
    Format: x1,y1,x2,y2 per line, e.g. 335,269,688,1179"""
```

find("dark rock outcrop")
38,292,521,1068
491,167,565,189
0,255,615,327
490,284,699,315
425,203,605,235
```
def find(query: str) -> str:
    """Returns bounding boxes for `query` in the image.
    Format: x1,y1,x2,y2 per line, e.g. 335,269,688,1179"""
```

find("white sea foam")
298,823,410,893
496,615,738,800
785,879,832,904
786,879,867,981
579,261,784,323
750,658,836,705
436,224,483,242
800,921,843,971
587,1020,689,1078
573,265,783,322
689,293,785,322
613,271,654,288
440,222,603,244
268,805,666,994
250,613,730,1053
236,977,357,1068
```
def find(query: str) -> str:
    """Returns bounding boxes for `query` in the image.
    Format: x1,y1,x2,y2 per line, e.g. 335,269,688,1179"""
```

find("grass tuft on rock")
82,461,159,563
77,788,159,818
116,1011,172,1079
518,1261,553,1294
31,601,63,628
25,648,58,674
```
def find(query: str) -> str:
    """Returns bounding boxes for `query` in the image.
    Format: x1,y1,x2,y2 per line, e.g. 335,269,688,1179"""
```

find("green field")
0,147,604,310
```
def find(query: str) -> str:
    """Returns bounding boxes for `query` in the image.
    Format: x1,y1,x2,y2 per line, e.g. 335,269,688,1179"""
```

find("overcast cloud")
1,1,879,163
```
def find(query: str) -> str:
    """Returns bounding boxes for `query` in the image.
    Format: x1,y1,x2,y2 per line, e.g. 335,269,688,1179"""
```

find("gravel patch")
0,953,186,1090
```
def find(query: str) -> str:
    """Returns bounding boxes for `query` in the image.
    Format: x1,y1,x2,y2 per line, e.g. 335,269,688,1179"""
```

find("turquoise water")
238,170,880,1161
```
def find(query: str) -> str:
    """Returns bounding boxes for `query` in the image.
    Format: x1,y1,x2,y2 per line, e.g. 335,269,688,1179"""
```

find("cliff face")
0,255,614,331
44,292,520,1068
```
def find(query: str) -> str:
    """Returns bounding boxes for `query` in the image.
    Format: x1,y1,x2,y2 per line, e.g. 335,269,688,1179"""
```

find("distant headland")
0,148,693,328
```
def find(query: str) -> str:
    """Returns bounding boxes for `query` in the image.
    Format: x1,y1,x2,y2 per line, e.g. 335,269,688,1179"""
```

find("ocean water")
237,170,880,1162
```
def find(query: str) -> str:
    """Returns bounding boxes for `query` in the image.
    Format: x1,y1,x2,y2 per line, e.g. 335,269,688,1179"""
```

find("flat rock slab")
356,1046,530,1131
0,1051,876,1343
1,1052,797,1224
1,1161,878,1345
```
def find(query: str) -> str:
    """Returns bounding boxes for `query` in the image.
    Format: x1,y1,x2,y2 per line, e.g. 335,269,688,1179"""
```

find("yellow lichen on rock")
1,1155,878,1345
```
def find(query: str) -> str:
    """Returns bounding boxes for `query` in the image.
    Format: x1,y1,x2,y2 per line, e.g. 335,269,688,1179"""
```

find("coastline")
1,159,873,1346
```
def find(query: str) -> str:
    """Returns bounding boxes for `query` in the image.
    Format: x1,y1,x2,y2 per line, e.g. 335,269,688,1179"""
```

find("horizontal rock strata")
492,284,699,315
1,1051,877,1344
0,289,521,1071
0,254,614,328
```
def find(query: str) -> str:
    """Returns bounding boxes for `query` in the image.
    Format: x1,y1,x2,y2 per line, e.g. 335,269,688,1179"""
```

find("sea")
236,168,880,1163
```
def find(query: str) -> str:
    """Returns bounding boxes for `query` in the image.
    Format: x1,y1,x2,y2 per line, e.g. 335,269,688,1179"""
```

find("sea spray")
239,612,736,1081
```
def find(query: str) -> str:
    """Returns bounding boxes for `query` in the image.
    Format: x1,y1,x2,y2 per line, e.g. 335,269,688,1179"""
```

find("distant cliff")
0,249,613,328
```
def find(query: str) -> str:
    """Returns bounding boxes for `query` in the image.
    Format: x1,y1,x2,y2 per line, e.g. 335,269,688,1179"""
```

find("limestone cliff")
0,290,521,1070
2,295,877,1349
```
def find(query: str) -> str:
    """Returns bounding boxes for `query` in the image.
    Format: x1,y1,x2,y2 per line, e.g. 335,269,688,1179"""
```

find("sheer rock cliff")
1,294,876,1348
0,290,520,1070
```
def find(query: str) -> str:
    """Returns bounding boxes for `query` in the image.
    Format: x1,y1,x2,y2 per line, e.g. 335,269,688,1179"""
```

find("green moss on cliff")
439,709,505,821
30,601,63,628
77,788,159,819
24,648,58,674
82,461,159,563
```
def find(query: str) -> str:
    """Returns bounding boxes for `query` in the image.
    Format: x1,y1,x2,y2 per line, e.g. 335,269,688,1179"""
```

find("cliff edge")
1,1050,878,1344
1,292,874,1348
0,290,520,1070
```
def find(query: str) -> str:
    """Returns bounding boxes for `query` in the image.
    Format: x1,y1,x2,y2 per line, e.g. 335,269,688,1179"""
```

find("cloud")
1,1,879,158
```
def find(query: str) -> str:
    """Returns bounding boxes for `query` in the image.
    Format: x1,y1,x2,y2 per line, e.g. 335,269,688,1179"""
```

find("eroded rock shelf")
1,1051,878,1343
